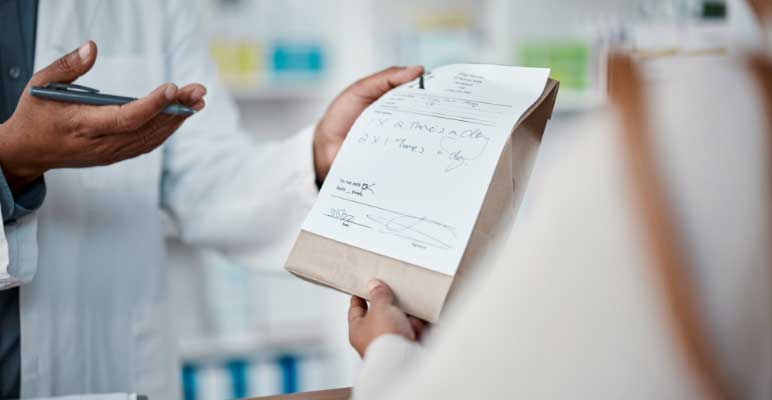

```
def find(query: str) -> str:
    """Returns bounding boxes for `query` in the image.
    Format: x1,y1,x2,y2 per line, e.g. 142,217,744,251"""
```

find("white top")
0,1,318,398
354,55,772,400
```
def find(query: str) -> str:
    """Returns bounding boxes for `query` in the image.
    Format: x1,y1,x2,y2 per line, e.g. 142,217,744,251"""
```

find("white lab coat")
0,1,318,398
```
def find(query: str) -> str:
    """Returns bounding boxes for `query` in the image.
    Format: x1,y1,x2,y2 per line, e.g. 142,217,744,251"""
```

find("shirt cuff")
0,165,46,223
354,335,422,400
0,213,39,289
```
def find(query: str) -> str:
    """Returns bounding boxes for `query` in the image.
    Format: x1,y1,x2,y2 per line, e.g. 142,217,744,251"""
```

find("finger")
118,114,183,156
175,83,207,106
190,99,205,112
112,121,182,163
408,317,427,339
142,119,183,151
82,83,178,132
348,296,368,323
104,112,181,162
352,65,424,101
367,279,395,307
30,41,97,86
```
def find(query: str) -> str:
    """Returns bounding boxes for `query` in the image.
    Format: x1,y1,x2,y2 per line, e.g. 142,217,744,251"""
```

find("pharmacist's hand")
0,41,206,194
313,65,424,182
348,279,428,358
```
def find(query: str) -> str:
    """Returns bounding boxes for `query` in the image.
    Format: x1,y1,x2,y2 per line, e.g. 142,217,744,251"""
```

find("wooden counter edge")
245,387,352,400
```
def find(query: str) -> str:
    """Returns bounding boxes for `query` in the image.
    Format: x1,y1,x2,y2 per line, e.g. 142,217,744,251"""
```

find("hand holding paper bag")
287,64,559,322
305,64,552,275
313,66,425,181
348,279,428,357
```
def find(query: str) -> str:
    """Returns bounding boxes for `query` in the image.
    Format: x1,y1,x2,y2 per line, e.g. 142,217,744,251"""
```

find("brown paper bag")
285,79,559,322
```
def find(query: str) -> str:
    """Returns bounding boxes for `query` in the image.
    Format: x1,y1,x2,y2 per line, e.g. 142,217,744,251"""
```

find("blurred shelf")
179,328,327,364
553,90,606,114
227,85,333,101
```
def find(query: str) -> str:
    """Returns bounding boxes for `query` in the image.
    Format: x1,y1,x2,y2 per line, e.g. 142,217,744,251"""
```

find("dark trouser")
0,287,20,399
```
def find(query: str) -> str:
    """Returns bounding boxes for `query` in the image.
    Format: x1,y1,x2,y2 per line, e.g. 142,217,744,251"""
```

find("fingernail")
397,65,424,79
78,41,91,62
164,84,177,101
404,65,424,74
191,88,204,101
367,279,382,293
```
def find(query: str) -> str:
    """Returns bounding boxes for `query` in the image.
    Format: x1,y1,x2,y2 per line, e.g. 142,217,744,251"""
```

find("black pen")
30,83,196,116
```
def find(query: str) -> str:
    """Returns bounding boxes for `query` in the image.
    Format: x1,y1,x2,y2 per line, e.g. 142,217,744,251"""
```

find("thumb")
353,65,424,100
31,41,97,86
368,279,395,307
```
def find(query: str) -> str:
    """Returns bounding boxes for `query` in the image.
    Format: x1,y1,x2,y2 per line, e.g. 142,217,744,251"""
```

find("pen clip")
44,82,100,93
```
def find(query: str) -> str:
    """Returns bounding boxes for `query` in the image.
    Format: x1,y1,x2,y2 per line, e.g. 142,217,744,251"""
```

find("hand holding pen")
31,83,197,116
0,41,206,194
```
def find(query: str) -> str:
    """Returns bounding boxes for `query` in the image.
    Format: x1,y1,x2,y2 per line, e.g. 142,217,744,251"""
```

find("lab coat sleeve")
0,168,44,290
0,215,39,290
353,334,424,400
159,0,318,271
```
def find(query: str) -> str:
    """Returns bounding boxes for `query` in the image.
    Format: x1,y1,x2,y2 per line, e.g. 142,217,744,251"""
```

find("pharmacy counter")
248,387,351,400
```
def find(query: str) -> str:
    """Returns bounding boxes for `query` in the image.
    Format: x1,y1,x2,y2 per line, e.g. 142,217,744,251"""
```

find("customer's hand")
313,65,424,182
0,41,206,193
348,279,428,358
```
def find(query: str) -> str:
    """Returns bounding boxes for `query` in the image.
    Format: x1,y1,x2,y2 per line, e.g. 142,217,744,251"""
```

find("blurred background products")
206,0,329,97
372,0,485,68
630,0,731,58
169,1,731,398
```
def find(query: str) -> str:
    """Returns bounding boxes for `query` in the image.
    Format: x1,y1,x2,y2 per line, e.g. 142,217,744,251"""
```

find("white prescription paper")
303,64,550,276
